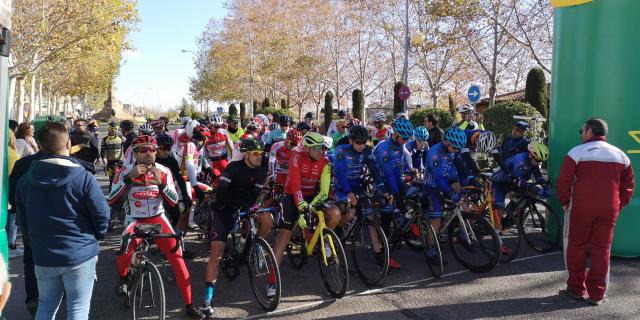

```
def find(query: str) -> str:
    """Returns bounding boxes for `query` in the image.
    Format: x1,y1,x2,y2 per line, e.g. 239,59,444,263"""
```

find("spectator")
70,119,100,164
119,120,137,153
15,122,39,158
7,129,22,259
424,113,443,147
327,110,347,137
15,122,110,320
475,112,486,130
9,119,18,132
500,120,530,162
557,117,635,306
455,104,476,130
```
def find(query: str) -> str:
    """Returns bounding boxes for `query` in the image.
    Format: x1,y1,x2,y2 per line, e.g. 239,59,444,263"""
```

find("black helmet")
239,137,264,152
226,116,239,124
296,122,311,132
348,125,368,141
120,120,134,130
304,112,314,120
278,115,291,126
156,133,174,146
338,110,347,117
108,121,117,128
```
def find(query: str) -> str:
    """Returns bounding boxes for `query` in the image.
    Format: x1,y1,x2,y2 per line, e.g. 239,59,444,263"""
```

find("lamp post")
224,16,254,118
401,0,426,113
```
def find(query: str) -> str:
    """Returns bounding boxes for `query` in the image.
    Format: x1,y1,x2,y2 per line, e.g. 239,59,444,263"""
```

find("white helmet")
322,135,333,149
457,104,474,113
256,114,269,126
476,131,497,153
373,112,387,122
180,117,193,127
185,119,200,138
247,117,262,130
209,114,223,126
138,123,154,135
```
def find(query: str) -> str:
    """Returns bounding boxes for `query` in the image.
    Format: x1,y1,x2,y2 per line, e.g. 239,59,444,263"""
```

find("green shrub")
191,111,203,120
228,103,238,118
483,100,543,141
239,102,246,126
409,108,454,129
524,67,548,118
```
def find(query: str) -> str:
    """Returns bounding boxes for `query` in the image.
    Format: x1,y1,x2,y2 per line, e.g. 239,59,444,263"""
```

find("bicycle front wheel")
350,219,389,285
421,220,443,279
518,199,561,253
448,215,501,273
317,228,349,298
131,262,166,320
248,237,281,312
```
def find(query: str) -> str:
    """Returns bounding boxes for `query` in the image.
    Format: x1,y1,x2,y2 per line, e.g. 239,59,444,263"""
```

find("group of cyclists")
100,104,551,319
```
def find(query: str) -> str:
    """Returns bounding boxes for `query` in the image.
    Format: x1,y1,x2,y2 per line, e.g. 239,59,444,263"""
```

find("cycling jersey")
499,136,530,163
371,125,392,143
172,133,211,196
404,140,429,172
263,128,286,145
101,135,124,161
372,138,406,195
331,131,348,151
204,130,233,159
333,144,377,200
423,142,470,194
491,152,544,207
284,148,331,208
269,140,294,186
215,159,267,210
227,127,245,143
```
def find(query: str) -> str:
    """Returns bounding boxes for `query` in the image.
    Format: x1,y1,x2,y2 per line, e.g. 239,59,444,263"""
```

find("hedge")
483,100,543,141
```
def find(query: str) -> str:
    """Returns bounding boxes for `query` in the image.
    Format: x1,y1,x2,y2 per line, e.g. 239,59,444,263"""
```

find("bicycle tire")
286,225,307,269
350,219,389,285
248,237,281,312
421,220,443,279
317,228,349,298
131,262,166,320
448,215,500,273
518,199,561,253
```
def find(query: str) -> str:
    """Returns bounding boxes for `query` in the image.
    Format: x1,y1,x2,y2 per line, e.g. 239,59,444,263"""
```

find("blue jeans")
35,256,97,320
7,212,17,246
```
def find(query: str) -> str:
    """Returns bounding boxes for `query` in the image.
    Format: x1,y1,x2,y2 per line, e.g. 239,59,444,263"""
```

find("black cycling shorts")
279,194,314,230
209,207,236,243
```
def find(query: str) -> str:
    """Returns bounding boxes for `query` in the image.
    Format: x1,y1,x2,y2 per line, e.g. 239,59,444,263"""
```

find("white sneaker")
9,248,24,259
266,284,276,297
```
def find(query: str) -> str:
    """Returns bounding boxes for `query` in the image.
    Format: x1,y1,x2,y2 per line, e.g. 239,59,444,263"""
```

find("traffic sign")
398,85,411,101
467,85,481,104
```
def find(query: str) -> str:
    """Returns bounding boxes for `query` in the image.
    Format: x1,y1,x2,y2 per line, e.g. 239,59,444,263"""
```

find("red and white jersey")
557,137,635,215
107,163,179,219
370,125,393,141
269,140,294,186
205,130,233,159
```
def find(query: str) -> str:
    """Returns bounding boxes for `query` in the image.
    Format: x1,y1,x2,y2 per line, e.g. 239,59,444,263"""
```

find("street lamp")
224,16,254,118
401,0,426,113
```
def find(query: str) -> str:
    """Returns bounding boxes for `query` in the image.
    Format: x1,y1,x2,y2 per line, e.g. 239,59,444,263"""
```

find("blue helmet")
414,126,429,142
444,127,467,149
392,118,414,139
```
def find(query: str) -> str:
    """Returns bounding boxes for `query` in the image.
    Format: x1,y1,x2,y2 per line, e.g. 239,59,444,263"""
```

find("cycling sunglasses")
353,139,366,145
248,150,264,157
135,146,157,154
309,145,324,152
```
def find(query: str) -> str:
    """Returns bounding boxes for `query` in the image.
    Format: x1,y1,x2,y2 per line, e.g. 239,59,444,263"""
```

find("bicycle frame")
303,207,339,267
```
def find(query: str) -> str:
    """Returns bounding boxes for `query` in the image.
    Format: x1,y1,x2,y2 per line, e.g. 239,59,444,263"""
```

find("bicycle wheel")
286,225,307,269
248,237,281,312
131,262,165,320
518,199,561,253
317,228,349,298
420,220,443,279
350,219,389,285
448,214,500,273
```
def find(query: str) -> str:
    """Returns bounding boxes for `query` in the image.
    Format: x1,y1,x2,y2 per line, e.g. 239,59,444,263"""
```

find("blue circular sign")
467,85,481,103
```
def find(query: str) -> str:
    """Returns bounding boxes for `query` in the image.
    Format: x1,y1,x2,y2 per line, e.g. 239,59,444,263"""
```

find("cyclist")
272,132,340,267
370,113,392,146
101,121,124,189
152,120,166,136
264,115,291,151
404,126,430,177
335,118,363,147
327,109,348,137
303,112,319,132
120,120,137,154
330,119,348,151
268,129,302,198
204,114,234,186
173,117,193,145
107,135,205,319
499,121,531,162
156,134,191,227
243,117,263,138
372,117,414,269
201,137,270,317
455,104,477,130
422,127,470,256
459,130,498,176
255,113,270,137
296,121,311,136
226,116,244,143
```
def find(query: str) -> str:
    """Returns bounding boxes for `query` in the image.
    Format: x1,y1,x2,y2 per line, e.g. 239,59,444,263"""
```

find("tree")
280,98,287,109
483,101,543,140
240,102,247,126
179,98,193,118
393,81,404,115
323,91,333,131
524,67,548,117
261,97,271,113
409,108,454,129
352,89,364,121
229,103,238,118
448,94,456,119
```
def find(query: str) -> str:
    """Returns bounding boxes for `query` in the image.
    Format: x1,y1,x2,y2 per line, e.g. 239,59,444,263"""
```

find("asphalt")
5,127,640,320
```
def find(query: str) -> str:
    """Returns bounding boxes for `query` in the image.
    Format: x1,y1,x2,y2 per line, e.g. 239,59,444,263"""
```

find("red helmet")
192,124,210,141
286,128,302,144
151,120,164,129
132,135,157,150
346,118,361,128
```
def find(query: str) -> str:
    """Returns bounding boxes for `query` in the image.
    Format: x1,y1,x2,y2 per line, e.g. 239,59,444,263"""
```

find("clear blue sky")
114,0,227,112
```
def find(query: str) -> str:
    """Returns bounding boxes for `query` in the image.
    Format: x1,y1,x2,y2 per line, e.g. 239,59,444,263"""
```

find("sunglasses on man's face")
248,151,264,157
135,146,157,154
309,145,324,152
353,140,366,145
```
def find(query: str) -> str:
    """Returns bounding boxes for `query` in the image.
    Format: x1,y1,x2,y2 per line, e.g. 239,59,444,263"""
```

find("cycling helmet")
457,104,474,113
338,110,347,117
296,122,311,132
256,114,270,126
120,120,134,130
156,133,174,146
322,136,333,149
108,121,117,128
304,112,314,120
138,123,154,135
346,118,361,128
286,129,302,144
247,117,262,130
349,125,368,141
209,114,224,126
414,126,429,142
302,132,324,147
514,120,529,132
279,115,292,126
394,112,409,121
528,141,549,161
185,119,200,138
268,122,280,131
373,112,386,123
476,131,497,153
180,117,192,127
391,117,414,139
132,135,157,150
239,137,263,152
444,127,467,149
192,124,210,141
336,119,346,128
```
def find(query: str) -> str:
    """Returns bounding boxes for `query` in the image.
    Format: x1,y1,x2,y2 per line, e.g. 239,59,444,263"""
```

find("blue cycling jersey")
492,152,544,184
373,138,406,194
404,140,429,172
264,128,286,145
423,142,470,194
333,144,376,195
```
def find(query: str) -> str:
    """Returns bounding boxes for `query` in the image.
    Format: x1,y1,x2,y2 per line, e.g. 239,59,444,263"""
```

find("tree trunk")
431,92,439,110
29,75,36,121
17,77,25,123
38,79,43,117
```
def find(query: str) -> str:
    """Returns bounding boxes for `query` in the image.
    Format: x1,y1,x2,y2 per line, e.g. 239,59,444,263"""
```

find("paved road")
6,127,640,319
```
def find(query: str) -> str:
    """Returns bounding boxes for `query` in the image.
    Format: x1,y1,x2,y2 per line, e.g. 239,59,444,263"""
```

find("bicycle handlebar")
116,231,184,257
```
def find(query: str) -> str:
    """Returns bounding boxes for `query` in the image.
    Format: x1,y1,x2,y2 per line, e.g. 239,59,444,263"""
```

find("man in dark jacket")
424,113,443,147
499,121,530,162
15,122,109,320
70,119,100,163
